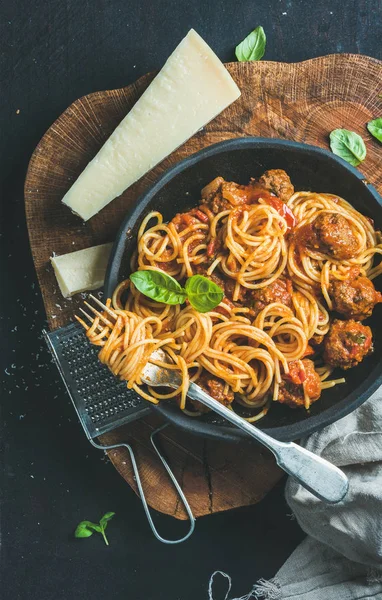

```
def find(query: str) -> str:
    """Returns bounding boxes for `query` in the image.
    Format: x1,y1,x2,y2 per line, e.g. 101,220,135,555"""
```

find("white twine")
208,572,233,600
208,571,281,600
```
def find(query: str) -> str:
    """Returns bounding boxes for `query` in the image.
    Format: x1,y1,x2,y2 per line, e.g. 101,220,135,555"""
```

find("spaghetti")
78,170,382,421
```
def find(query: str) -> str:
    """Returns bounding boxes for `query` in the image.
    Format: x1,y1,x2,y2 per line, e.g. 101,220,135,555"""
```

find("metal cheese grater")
44,321,195,544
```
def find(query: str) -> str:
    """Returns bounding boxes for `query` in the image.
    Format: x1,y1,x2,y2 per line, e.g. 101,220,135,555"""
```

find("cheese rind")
51,243,113,298
62,29,241,221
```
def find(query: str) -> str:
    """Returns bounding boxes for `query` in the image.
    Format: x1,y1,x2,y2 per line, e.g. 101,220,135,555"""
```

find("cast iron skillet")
104,138,382,443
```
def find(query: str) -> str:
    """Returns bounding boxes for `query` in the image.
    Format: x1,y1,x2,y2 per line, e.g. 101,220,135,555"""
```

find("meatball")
201,172,295,213
202,177,273,214
258,169,295,202
307,212,359,260
221,182,252,205
323,319,372,370
201,177,248,214
201,177,229,214
209,195,233,214
277,359,321,408
330,276,382,320
201,177,225,202
251,278,293,314
191,373,234,413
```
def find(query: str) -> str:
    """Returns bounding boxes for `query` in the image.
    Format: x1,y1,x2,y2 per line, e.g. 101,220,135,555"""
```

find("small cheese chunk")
51,243,113,298
62,29,241,221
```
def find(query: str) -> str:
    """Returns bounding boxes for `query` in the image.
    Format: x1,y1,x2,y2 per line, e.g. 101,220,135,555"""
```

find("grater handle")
88,424,195,544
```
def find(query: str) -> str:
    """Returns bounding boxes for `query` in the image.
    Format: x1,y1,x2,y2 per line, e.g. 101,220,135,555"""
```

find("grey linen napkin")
208,390,382,599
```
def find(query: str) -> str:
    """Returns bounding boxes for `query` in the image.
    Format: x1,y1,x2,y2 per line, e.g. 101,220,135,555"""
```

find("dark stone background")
1,1,381,598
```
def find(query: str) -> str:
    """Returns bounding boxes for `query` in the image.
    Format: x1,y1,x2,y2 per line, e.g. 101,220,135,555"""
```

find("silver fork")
142,349,349,504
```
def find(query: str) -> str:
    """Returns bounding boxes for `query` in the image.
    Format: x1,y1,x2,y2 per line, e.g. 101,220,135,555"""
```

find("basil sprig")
130,270,224,313
367,118,382,143
75,512,115,546
130,270,186,305
329,129,367,166
185,275,224,313
235,26,266,62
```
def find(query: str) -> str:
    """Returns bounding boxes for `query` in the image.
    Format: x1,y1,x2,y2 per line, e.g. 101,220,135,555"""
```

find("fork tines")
75,294,117,331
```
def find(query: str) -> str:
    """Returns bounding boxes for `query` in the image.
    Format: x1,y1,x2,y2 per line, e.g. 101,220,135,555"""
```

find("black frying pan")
104,138,382,442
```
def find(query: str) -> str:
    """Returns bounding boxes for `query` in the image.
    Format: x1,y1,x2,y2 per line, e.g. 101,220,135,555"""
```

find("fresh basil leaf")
81,521,102,532
99,512,115,529
75,527,93,539
75,521,101,538
367,118,382,143
329,129,366,166
130,270,187,305
235,26,266,62
185,275,224,313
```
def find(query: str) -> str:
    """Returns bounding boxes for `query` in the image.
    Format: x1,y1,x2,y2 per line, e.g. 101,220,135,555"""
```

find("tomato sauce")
285,361,306,385
263,196,296,230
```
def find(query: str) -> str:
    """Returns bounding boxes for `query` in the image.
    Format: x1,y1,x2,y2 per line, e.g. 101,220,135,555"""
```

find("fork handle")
187,382,348,504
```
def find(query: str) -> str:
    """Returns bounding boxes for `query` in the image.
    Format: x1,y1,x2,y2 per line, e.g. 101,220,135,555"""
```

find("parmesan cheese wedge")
62,29,241,221
51,243,113,298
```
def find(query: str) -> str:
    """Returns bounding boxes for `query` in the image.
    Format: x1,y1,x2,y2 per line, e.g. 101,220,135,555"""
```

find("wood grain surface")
25,54,382,519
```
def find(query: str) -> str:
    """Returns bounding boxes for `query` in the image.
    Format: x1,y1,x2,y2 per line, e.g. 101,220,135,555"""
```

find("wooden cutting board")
25,54,382,519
